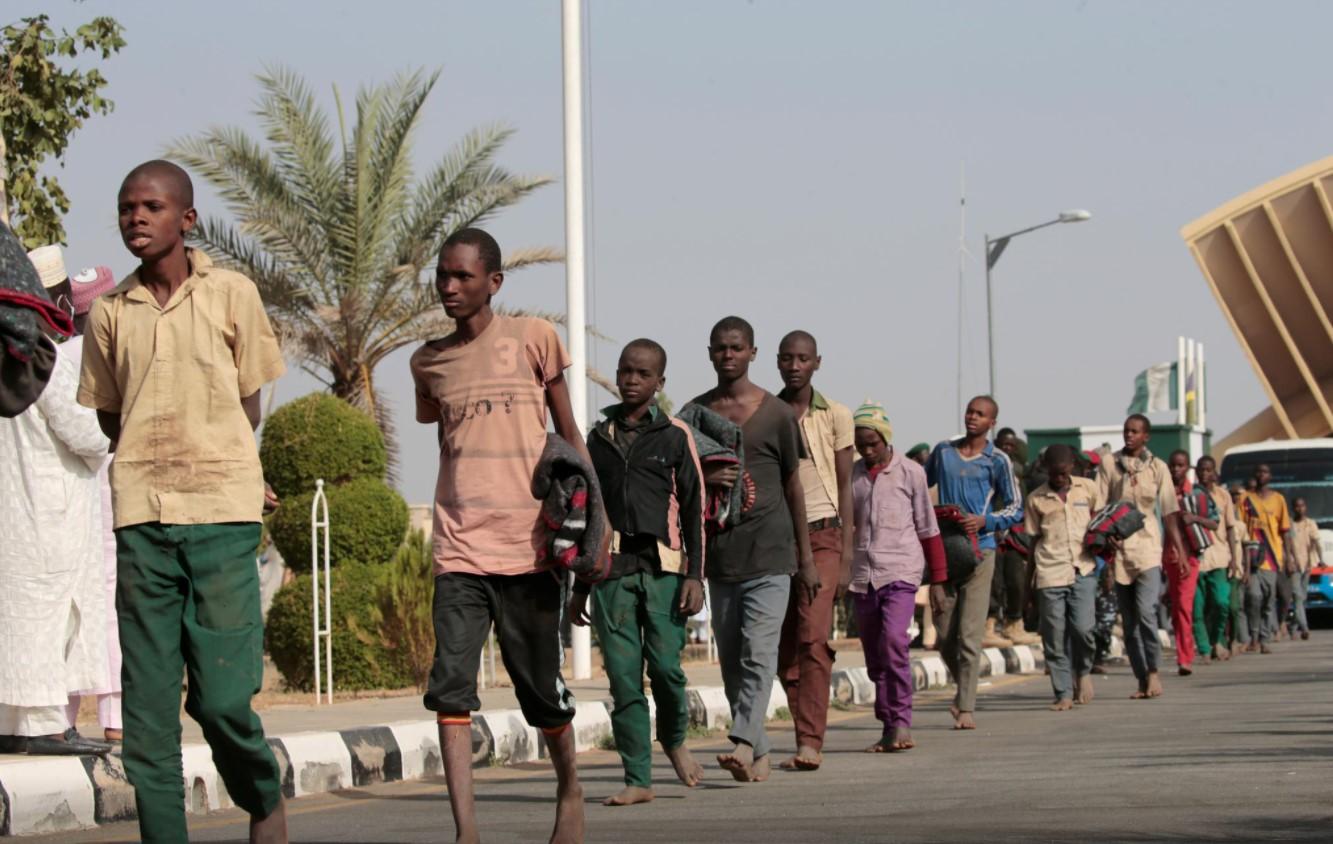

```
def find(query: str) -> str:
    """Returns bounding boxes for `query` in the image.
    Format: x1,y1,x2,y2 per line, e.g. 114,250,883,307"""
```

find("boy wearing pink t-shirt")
410,228,598,844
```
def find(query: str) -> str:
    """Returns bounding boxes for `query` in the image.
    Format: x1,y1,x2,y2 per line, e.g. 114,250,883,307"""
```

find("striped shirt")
925,438,1023,551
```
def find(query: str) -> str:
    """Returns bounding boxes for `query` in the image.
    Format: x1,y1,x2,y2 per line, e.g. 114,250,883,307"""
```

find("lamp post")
984,209,1091,396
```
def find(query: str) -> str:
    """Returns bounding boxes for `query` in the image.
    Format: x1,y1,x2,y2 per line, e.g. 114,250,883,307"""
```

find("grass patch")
769,706,792,722
596,732,617,751
830,698,854,711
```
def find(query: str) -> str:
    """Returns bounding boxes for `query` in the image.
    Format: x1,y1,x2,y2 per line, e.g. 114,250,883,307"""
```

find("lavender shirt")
849,450,940,592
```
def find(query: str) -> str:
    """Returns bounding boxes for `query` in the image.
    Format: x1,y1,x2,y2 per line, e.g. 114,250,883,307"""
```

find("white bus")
1219,439,1333,612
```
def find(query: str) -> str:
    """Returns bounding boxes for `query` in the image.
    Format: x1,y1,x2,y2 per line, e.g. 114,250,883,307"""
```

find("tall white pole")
1198,342,1206,430
1177,336,1187,427
562,0,592,681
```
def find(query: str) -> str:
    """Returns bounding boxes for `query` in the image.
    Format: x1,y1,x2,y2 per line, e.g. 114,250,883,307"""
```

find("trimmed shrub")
260,394,387,499
365,529,436,691
264,561,414,692
269,476,408,573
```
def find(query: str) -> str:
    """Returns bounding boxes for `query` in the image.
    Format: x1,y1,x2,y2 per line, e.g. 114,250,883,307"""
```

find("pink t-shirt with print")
410,316,571,576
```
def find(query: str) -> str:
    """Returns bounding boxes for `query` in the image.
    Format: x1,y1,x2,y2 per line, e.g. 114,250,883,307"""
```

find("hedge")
268,476,408,573
264,561,414,692
260,394,387,499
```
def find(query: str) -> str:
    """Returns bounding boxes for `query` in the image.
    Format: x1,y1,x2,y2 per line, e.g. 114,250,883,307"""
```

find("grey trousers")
1115,569,1162,683
936,550,996,713
1038,572,1097,701
1289,571,1310,634
1246,568,1277,644
710,573,790,758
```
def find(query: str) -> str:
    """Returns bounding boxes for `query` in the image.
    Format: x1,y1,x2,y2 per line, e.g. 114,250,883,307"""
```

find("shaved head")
121,159,194,207
779,329,817,354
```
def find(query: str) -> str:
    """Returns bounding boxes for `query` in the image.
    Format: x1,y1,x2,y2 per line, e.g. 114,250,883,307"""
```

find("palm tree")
167,67,582,465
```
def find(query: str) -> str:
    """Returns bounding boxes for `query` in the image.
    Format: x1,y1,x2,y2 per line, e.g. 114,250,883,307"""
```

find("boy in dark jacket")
569,339,707,806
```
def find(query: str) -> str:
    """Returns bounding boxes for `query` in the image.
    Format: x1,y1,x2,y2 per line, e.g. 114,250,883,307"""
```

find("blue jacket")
925,438,1023,551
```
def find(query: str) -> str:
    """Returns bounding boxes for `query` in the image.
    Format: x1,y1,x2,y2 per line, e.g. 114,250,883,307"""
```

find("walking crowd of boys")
0,161,1322,844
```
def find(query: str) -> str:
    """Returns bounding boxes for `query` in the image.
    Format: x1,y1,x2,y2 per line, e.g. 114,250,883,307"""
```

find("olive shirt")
77,250,285,527
1288,518,1323,573
1200,485,1240,573
1095,449,1179,586
1023,477,1103,588
692,392,805,582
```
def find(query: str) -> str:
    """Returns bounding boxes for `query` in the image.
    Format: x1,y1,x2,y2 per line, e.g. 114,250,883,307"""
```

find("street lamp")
984,209,1092,396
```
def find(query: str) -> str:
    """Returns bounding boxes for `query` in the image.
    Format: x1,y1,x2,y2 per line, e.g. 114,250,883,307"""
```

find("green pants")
1228,574,1248,645
592,570,691,788
116,522,282,843
1193,568,1231,657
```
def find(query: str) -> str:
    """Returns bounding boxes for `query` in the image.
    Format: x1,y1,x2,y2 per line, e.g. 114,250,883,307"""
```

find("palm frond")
502,246,564,272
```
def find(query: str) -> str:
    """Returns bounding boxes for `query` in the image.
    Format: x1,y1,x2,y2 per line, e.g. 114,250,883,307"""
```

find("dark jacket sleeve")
674,423,707,580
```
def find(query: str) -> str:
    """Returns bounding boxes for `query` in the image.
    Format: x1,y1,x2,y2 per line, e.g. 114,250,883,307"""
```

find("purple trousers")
854,580,917,731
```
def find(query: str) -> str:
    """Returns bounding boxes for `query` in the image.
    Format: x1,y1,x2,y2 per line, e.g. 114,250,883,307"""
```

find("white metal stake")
1198,343,1207,430
1177,336,1187,426
311,479,333,705
563,0,592,681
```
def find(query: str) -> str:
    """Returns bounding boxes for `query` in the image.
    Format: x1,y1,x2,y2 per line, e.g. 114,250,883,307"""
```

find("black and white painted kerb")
0,645,1046,836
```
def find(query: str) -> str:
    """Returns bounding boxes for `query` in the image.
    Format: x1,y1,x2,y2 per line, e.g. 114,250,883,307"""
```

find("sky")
30,0,1333,505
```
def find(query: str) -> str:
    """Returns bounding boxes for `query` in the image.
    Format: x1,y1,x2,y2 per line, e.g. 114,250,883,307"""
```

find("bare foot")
717,742,755,782
603,786,654,807
1049,698,1073,712
952,710,976,730
665,743,703,787
751,754,771,782
778,745,822,771
1145,672,1163,698
1074,675,1095,705
1215,645,1231,661
1260,643,1273,654
887,726,915,750
249,801,287,844
550,782,585,844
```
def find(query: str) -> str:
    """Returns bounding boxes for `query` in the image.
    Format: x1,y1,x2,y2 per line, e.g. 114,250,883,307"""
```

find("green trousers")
592,570,691,788
116,522,282,843
1192,568,1231,657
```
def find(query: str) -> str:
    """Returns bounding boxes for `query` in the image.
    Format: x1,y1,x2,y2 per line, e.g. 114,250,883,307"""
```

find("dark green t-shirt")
703,392,805,582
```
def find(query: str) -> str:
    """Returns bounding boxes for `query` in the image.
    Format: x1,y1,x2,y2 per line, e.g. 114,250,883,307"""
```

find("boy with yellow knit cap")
848,401,946,751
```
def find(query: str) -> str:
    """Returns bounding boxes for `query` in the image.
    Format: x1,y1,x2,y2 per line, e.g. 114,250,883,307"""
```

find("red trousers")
1165,553,1200,668
778,526,842,751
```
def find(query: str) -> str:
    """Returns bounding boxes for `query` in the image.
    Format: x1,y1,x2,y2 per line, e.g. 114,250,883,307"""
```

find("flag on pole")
1127,362,1178,415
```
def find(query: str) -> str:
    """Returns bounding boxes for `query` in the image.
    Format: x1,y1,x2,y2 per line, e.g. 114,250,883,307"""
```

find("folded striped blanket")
532,433,611,582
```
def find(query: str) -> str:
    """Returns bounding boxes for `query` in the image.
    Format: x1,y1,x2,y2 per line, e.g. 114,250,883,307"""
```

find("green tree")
0,13,125,248
165,67,578,461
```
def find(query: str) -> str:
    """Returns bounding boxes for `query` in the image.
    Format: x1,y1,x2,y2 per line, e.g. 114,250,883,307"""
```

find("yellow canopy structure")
1181,156,1333,455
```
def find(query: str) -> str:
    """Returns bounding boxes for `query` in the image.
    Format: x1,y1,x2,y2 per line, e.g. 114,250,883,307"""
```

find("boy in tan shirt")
1095,414,1186,700
1287,496,1322,640
78,161,287,843
1024,445,1103,710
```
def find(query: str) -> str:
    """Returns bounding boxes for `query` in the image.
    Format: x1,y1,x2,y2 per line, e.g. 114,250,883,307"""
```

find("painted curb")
0,644,1049,836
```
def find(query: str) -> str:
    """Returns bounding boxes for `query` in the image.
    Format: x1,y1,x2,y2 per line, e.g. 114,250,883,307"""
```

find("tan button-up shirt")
787,389,854,522
1288,518,1323,573
1096,449,1179,585
1200,485,1239,573
1024,477,1102,589
77,250,285,527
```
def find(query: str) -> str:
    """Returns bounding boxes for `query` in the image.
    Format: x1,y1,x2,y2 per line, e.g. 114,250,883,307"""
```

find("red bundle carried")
1084,500,1146,555
935,504,982,583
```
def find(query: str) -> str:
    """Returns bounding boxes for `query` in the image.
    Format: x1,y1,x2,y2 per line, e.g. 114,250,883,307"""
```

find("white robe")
0,335,111,708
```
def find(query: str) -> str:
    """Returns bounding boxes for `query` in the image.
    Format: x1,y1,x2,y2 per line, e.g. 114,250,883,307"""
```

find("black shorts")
424,570,575,730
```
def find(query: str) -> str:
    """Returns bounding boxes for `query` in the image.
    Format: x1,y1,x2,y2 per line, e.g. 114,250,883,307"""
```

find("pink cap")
69,266,116,315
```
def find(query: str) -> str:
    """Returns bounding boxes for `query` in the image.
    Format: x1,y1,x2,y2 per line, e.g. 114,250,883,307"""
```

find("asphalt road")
45,634,1333,843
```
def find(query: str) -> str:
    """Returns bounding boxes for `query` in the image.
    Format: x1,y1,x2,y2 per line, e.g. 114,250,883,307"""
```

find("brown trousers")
777,525,843,751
